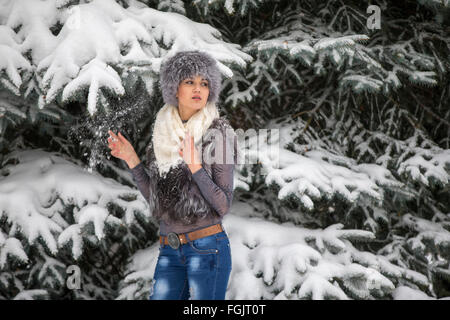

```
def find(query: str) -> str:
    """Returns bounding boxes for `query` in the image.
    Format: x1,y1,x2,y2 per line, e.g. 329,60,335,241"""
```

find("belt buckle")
167,232,180,249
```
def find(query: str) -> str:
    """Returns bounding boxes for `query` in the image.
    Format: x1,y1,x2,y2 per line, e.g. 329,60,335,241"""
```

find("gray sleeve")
128,162,151,204
191,126,236,217
191,164,234,217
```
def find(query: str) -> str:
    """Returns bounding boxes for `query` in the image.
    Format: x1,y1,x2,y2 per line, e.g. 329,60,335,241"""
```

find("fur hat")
159,50,222,106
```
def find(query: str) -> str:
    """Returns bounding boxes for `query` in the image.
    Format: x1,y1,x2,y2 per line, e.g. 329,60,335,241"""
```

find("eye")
185,80,208,86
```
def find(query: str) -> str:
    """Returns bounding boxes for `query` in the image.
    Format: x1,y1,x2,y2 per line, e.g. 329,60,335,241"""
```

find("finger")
109,130,119,141
118,132,127,143
108,141,115,149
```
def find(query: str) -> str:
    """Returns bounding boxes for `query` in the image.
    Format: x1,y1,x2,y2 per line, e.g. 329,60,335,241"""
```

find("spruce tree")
0,0,449,299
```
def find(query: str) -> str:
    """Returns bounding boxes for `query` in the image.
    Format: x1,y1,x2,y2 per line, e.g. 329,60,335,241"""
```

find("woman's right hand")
107,130,139,166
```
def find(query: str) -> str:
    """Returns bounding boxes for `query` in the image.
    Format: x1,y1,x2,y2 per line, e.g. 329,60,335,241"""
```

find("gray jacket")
129,117,237,235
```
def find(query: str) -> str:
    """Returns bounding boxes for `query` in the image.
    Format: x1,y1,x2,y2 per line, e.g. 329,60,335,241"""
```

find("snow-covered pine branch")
0,0,251,115
236,114,409,211
192,0,272,16
118,213,431,300
1,0,448,300
379,213,450,297
0,149,151,262
0,148,159,298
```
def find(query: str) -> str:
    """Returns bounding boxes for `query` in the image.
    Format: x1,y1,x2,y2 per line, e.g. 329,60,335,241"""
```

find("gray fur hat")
159,50,222,106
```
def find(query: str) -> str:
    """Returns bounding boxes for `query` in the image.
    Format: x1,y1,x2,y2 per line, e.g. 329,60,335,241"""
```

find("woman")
107,50,237,300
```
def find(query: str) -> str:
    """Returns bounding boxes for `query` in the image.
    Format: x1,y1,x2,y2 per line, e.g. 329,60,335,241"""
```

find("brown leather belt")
159,223,224,249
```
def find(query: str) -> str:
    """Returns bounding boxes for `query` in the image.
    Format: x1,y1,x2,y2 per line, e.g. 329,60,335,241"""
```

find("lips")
192,96,201,100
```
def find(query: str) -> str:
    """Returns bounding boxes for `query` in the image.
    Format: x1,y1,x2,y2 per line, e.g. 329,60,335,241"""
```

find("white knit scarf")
152,101,220,178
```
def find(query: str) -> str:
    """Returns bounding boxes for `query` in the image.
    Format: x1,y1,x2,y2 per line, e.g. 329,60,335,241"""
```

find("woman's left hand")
179,131,202,173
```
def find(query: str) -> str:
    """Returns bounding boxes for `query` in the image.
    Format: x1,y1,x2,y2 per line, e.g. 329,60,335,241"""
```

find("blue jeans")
149,231,232,300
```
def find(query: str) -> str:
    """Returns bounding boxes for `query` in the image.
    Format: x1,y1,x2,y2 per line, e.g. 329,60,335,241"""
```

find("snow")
0,237,29,269
314,35,369,51
0,45,31,89
1,0,252,115
77,204,122,240
262,146,386,210
341,75,384,93
119,207,425,300
0,0,449,301
401,213,450,256
392,286,437,300
398,144,450,188
0,149,148,260
13,289,49,300
57,224,83,260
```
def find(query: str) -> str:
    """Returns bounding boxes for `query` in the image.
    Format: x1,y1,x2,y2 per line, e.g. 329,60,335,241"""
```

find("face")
176,75,209,113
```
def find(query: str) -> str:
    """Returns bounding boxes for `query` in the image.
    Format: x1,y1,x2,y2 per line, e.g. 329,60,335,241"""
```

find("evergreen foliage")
0,0,449,299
